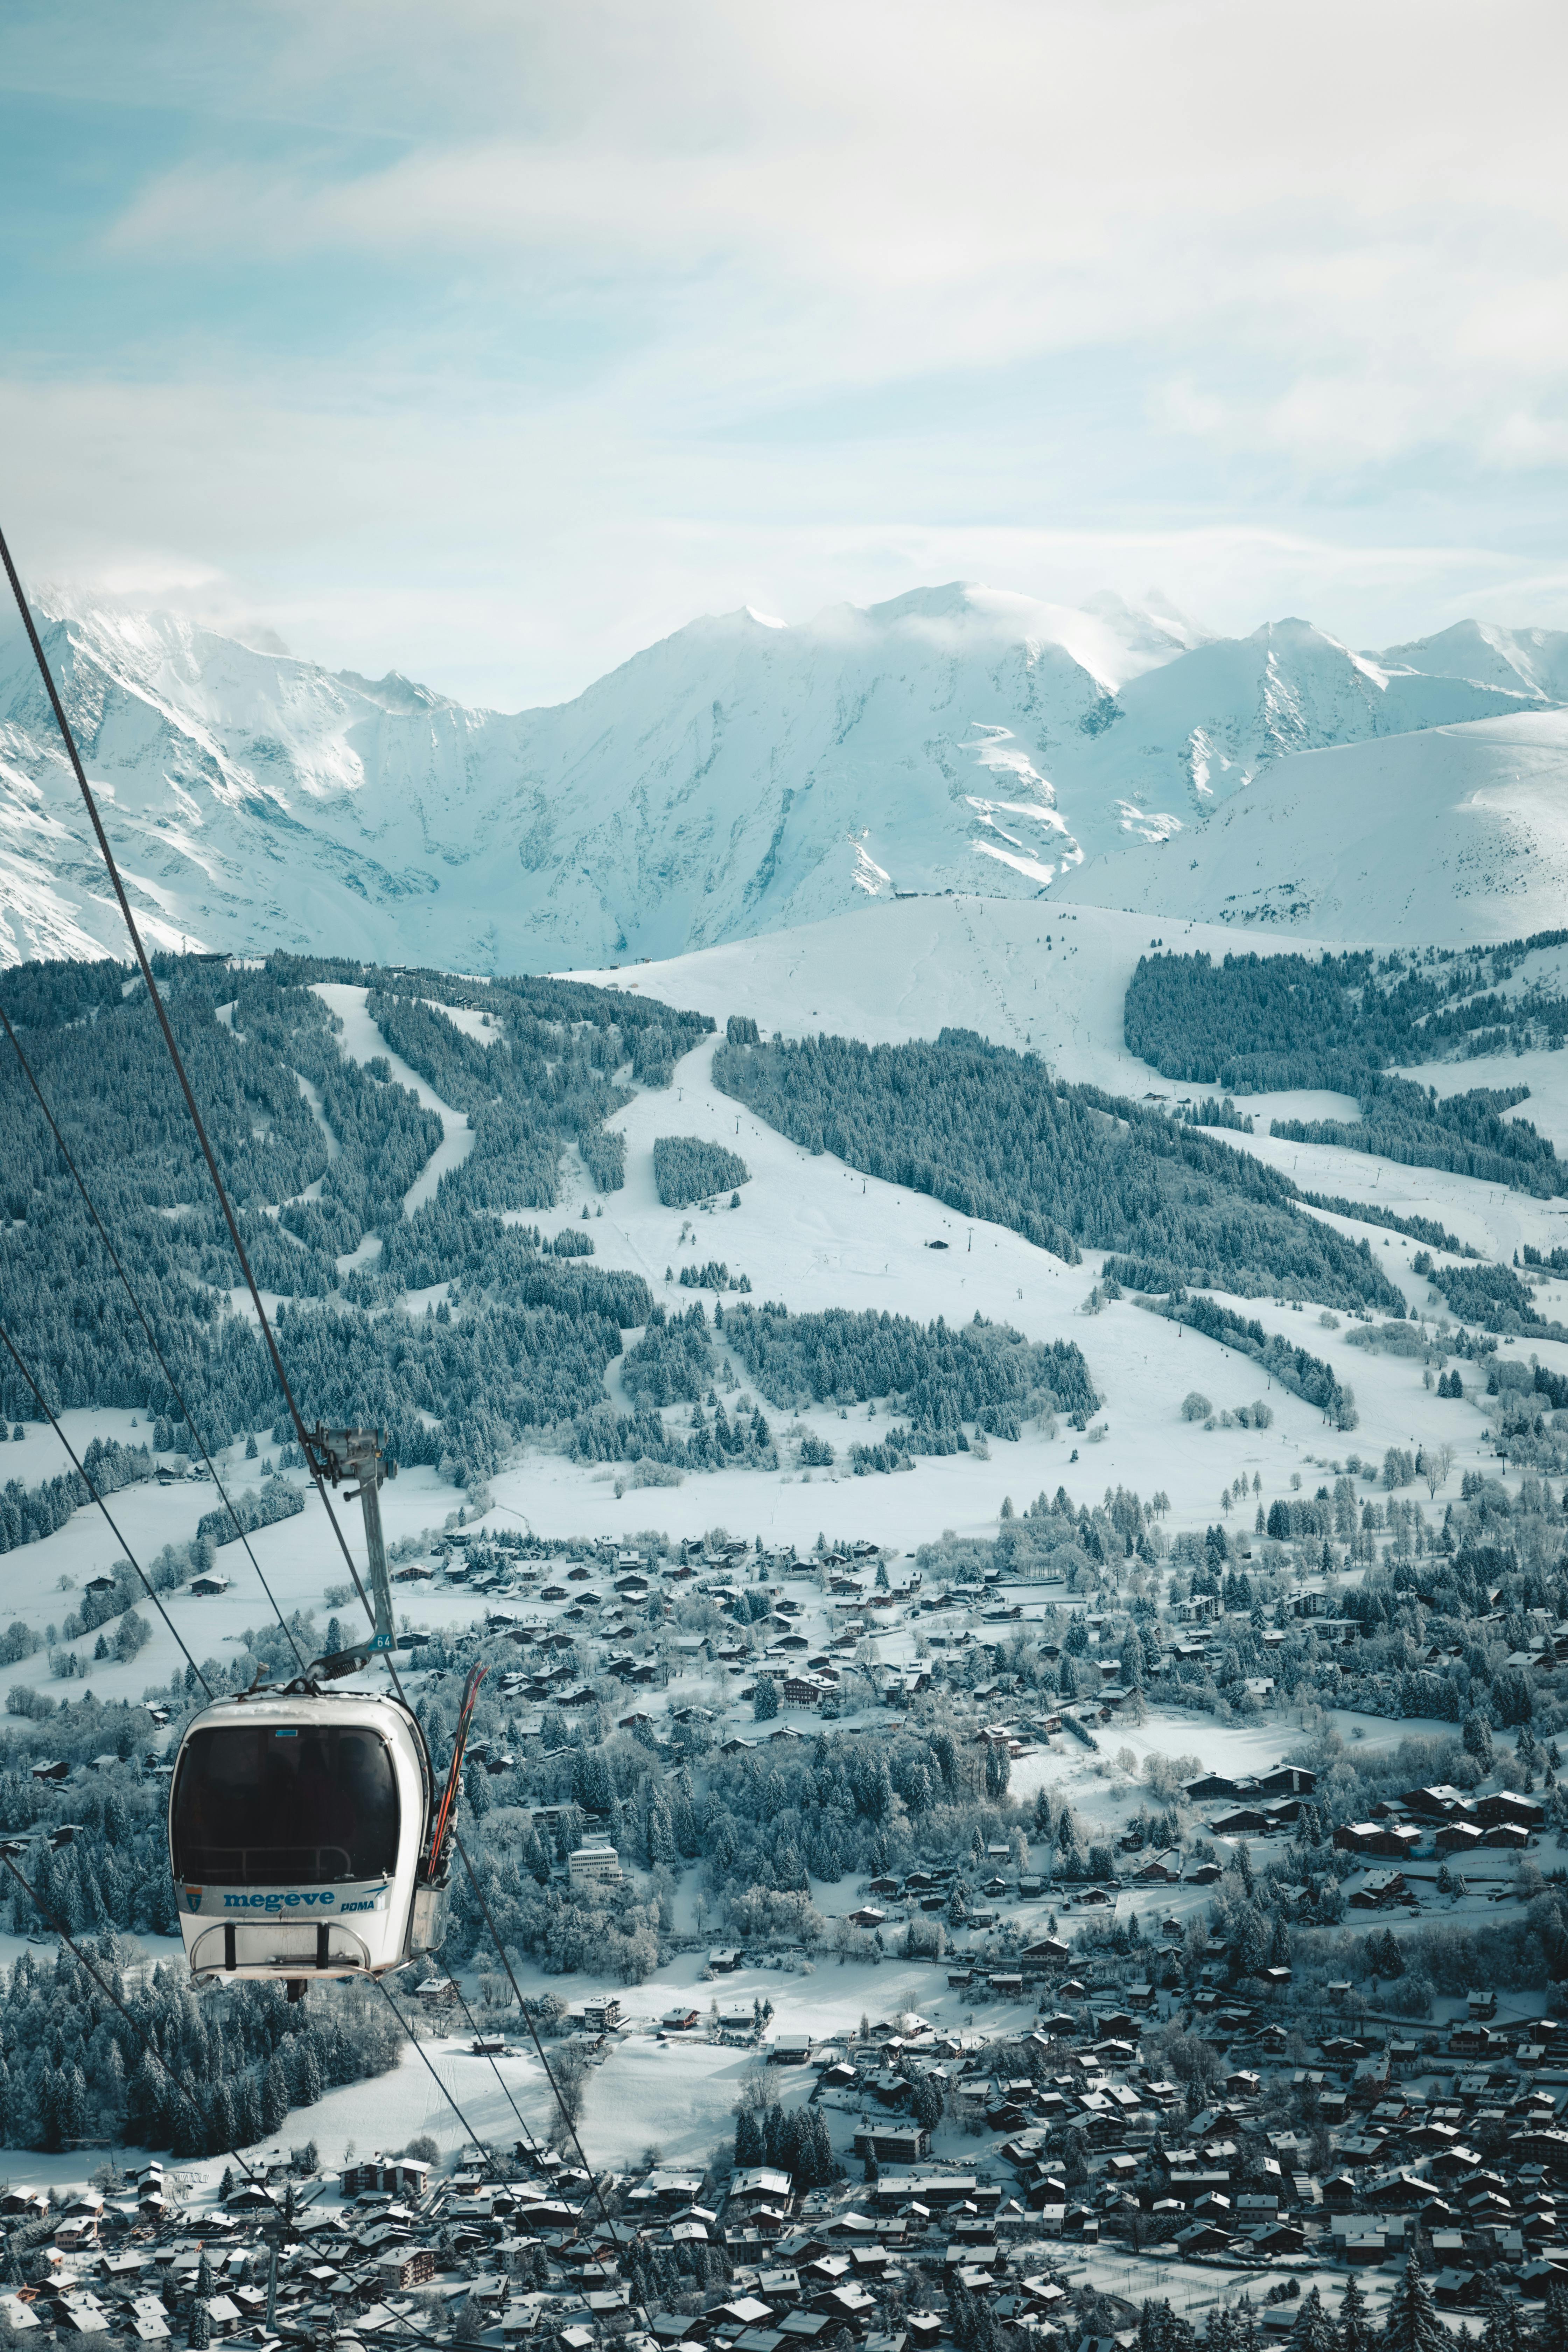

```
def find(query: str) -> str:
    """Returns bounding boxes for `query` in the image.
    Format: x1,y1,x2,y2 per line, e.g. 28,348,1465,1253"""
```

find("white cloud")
8,0,1568,696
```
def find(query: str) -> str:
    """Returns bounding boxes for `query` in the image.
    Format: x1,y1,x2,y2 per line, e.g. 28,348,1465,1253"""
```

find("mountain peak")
0,581,1564,969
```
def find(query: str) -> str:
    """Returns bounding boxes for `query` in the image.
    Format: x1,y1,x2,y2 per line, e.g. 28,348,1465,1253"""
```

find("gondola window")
171,1726,400,1885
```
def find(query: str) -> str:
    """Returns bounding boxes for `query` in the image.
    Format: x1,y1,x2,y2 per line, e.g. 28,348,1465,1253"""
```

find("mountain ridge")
0,581,1564,968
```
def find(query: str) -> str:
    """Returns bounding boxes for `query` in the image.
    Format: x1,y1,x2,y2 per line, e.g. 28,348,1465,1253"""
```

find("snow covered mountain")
0,582,1562,969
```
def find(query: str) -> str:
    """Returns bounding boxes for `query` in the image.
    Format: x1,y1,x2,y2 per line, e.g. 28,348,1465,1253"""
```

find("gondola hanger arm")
306,1424,399,1678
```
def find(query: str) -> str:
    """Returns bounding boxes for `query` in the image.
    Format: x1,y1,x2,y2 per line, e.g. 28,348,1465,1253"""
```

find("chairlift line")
0,514,614,2178
0,517,395,1635
439,1960,547,2166
0,522,316,1465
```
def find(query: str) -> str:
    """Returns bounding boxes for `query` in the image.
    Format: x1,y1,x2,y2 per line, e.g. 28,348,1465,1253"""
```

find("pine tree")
1479,2278,1527,2352
172,2085,205,2159
1289,2287,1337,2352
294,2037,322,2107
261,2052,289,2135
236,2072,262,2147
1381,2255,1448,2352
1338,2271,1370,2352
126,2052,164,2143
1538,2282,1568,2352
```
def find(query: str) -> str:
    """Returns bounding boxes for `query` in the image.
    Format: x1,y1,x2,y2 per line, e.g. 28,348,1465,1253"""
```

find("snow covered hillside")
0,585,1562,969
1055,704,1568,942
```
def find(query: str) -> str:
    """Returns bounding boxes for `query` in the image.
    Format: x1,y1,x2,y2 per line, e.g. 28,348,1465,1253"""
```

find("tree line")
0,1437,153,1556
719,1299,1098,1432
1126,944,1568,1196
0,1940,401,2156
1271,1074,1568,1198
0,953,713,1497
1132,1293,1359,1428
653,1136,750,1206
1124,935,1568,1093
713,1028,1402,1309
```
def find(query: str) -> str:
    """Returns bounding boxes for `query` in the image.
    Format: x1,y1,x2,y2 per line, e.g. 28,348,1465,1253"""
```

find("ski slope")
0,942,1561,1714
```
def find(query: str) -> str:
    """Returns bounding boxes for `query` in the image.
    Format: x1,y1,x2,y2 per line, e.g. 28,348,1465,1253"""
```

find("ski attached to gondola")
428,1661,487,1876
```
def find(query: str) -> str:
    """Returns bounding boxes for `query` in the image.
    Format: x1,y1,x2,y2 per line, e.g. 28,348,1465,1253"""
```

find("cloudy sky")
5,0,1568,706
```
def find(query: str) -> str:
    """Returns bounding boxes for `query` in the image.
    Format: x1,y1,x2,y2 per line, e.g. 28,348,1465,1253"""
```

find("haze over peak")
1,582,1566,972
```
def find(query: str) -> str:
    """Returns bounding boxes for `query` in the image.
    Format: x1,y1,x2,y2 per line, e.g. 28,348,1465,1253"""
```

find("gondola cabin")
168,1689,441,1986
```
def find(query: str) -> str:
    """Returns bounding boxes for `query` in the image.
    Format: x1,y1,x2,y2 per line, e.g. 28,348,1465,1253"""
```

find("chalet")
1133,1849,1183,1882
629,2171,706,2211
373,2249,436,2290
728,2169,795,2214
1403,1785,1477,1819
1175,2221,1231,2256
1334,1821,1422,1860
853,2125,930,2164
1475,1790,1545,1830
341,2155,431,2198
1348,1870,1407,1908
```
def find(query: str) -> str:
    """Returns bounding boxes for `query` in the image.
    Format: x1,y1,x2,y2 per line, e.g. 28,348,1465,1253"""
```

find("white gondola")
166,1427,475,1994
169,1685,443,1983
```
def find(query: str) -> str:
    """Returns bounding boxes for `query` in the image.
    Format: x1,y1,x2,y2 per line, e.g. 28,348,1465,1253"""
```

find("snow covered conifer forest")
9,591,1568,2351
